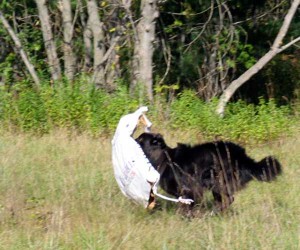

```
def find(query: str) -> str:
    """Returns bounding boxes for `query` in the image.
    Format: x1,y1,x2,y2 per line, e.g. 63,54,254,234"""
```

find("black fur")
136,133,282,211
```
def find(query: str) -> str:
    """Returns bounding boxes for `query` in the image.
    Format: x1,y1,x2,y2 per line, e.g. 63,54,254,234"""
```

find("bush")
170,90,293,143
0,83,296,142
0,80,140,135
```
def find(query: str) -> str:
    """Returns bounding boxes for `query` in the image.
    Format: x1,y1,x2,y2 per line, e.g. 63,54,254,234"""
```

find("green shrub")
0,82,295,142
169,90,293,143
0,80,141,135
0,82,49,133
16,88,48,132
88,86,139,133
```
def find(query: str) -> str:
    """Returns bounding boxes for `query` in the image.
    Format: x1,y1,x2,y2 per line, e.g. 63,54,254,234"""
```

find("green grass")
0,128,299,249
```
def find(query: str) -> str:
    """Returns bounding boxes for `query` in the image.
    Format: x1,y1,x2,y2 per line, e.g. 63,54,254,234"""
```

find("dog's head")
136,133,167,167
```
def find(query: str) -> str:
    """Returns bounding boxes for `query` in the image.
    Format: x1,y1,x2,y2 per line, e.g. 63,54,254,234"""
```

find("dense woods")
0,0,299,127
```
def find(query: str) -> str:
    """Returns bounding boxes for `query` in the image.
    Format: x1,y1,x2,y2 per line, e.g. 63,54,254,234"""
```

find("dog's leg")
212,190,223,212
221,193,234,211
212,188,234,212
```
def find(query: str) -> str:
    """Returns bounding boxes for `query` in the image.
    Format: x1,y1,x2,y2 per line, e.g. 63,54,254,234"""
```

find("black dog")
136,133,282,211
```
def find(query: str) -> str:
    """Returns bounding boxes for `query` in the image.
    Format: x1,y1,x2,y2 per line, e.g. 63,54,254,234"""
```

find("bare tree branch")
279,36,300,52
217,0,300,117
0,10,41,90
157,38,171,86
184,0,214,52
92,35,121,83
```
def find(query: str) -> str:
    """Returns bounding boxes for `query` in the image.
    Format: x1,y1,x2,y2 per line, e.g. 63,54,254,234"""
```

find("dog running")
136,133,282,212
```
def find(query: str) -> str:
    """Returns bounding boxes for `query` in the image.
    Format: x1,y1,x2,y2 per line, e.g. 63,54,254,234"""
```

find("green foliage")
170,90,293,143
41,83,91,130
0,82,48,132
0,85,15,125
0,82,297,142
218,30,257,71
236,44,256,69
87,86,139,133
16,85,48,132
0,53,16,85
0,80,140,135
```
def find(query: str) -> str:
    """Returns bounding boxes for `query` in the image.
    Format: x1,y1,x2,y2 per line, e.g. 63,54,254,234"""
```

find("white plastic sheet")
111,107,194,208
111,107,159,207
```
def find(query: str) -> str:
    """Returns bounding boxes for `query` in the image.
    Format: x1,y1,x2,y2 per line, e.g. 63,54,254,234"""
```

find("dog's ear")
151,134,166,148
156,133,163,139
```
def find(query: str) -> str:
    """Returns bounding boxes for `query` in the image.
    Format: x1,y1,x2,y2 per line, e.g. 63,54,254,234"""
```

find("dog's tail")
251,156,282,182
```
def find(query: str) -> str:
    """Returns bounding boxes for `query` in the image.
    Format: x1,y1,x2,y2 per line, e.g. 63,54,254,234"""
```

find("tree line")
0,0,299,115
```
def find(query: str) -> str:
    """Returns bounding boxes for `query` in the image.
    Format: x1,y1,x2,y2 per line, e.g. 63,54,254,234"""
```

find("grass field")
0,128,299,250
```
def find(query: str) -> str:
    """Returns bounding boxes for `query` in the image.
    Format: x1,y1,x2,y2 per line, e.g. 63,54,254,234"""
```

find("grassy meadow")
0,128,299,250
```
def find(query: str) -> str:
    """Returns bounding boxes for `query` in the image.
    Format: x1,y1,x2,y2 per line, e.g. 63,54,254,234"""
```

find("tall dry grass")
0,129,299,249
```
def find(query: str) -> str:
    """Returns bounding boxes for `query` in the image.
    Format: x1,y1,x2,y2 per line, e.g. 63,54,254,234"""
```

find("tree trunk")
133,0,159,101
87,0,106,87
0,10,41,90
104,1,122,89
59,0,76,81
83,20,93,72
35,0,62,82
78,0,92,72
217,0,300,116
